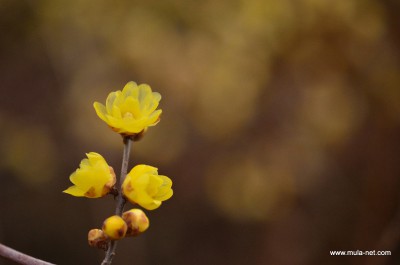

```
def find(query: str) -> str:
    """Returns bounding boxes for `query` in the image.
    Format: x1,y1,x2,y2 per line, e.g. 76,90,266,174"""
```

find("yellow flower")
63,152,116,198
93,81,162,136
122,165,173,210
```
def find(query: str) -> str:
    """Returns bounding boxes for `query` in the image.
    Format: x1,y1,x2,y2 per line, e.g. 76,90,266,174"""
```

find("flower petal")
122,81,138,98
63,185,86,197
64,153,115,198
93,81,163,136
93,102,108,123
122,164,172,210
105,91,118,114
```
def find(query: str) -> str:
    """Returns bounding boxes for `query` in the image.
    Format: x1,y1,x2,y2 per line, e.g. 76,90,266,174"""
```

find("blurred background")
0,0,400,264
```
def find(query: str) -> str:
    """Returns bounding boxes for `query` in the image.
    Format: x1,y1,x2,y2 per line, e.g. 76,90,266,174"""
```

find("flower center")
123,112,134,119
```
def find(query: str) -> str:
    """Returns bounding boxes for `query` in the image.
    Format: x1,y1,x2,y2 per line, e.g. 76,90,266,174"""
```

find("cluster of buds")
88,209,150,250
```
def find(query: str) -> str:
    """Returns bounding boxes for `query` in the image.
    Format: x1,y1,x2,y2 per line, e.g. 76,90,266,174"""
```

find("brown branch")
0,243,55,265
101,136,132,265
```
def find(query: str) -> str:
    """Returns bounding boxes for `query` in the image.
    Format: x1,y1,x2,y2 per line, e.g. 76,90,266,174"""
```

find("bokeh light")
1,0,400,264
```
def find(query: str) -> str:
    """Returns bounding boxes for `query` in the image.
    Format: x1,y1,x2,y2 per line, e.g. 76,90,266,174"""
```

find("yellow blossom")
63,152,116,198
122,165,173,210
93,81,162,136
102,215,127,240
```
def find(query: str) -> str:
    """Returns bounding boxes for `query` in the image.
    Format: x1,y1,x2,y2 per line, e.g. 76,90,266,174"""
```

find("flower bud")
88,229,109,250
102,215,127,240
122,209,150,236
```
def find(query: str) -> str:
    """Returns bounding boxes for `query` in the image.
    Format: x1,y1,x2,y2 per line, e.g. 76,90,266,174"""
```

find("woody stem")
101,136,132,265
0,243,55,265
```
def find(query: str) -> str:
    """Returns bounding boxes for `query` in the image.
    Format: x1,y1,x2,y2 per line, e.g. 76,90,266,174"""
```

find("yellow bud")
88,229,109,251
122,209,150,236
102,215,127,240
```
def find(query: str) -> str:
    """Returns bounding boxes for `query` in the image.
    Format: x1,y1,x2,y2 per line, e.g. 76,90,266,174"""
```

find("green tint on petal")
137,84,152,102
105,91,118,114
78,158,91,170
93,102,108,122
144,93,161,115
147,110,162,126
155,188,173,201
122,81,137,98
152,92,161,103
159,175,172,188
154,175,173,200
112,91,124,110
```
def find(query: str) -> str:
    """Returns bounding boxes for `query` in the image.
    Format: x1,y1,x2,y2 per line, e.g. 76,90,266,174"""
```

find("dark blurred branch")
0,243,55,265
101,137,132,265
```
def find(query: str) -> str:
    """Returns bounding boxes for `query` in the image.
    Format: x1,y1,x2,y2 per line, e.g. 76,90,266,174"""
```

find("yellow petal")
64,153,115,198
144,92,161,114
63,185,86,197
111,105,122,119
152,92,161,103
146,109,162,126
141,200,162,210
93,102,108,123
86,152,104,164
137,84,152,102
155,188,173,201
122,164,172,210
106,91,118,114
93,81,162,136
121,97,141,119
121,81,138,98
131,164,158,176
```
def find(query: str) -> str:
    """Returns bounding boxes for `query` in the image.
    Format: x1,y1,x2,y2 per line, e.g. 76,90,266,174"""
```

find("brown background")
1,1,400,264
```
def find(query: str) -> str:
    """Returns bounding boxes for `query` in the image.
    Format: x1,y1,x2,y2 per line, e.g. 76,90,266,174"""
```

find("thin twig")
0,243,55,265
101,136,132,265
